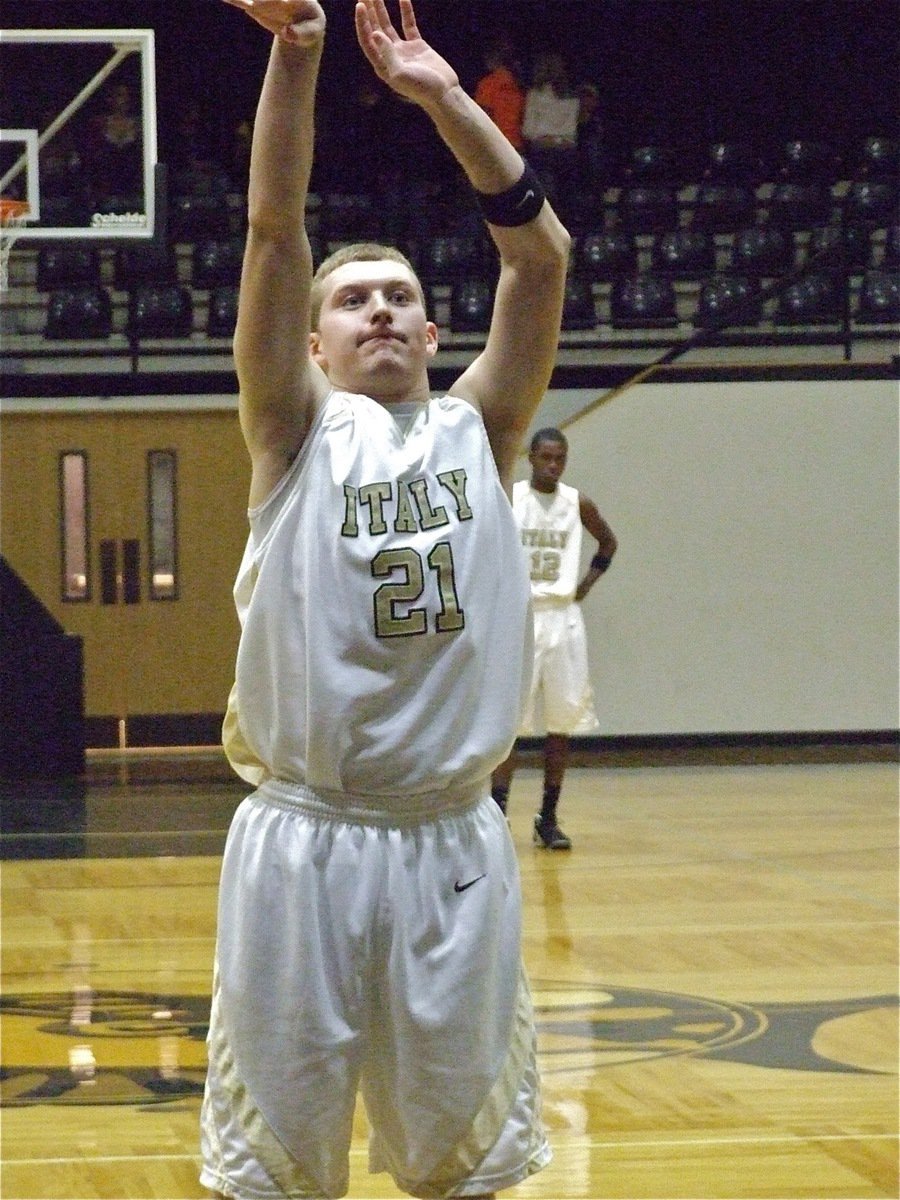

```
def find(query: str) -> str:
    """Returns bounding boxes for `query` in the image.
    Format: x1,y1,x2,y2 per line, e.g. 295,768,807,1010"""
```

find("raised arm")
223,0,331,507
355,0,571,488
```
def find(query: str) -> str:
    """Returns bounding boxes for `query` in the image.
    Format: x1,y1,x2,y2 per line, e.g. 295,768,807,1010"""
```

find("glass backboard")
0,28,158,241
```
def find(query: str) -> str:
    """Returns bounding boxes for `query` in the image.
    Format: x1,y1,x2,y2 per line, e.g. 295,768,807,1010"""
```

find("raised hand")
222,0,325,45
355,0,458,105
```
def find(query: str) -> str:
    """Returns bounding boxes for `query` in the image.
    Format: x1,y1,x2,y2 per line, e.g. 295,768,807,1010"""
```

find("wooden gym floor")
1,749,897,1199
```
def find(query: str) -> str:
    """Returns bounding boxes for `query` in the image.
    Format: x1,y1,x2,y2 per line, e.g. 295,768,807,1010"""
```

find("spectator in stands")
575,82,610,200
322,76,456,240
522,52,580,219
170,103,217,180
88,82,143,202
474,38,526,151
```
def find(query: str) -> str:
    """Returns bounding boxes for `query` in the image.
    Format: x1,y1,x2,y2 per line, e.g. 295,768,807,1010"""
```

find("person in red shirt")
474,39,525,150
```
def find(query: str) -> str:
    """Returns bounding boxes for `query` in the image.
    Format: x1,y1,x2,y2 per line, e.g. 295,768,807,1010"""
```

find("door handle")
122,539,141,604
99,539,118,605
99,539,141,604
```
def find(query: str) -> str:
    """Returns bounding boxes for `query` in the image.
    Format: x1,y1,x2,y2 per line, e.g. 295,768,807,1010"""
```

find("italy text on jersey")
341,469,473,639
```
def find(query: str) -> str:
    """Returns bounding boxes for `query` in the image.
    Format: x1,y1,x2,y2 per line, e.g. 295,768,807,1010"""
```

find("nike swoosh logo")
454,874,487,893
515,189,536,208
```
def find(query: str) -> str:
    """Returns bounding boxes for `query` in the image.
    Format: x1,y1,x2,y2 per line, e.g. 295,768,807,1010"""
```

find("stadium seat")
843,180,899,228
768,182,834,232
693,184,758,233
857,135,900,179
113,243,179,289
576,230,637,281
449,278,493,333
36,246,101,291
651,228,716,277
776,139,841,183
417,234,487,285
730,225,794,276
403,184,482,241
560,275,597,331
880,224,900,270
128,283,194,338
855,270,900,323
169,192,231,240
807,224,872,272
192,237,244,289
207,285,240,338
624,144,677,184
773,272,843,324
703,141,760,184
618,186,680,235
44,285,112,339
694,275,760,329
610,274,677,327
320,192,380,242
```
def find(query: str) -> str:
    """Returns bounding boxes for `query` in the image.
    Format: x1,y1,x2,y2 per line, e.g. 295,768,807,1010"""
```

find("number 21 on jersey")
372,542,465,638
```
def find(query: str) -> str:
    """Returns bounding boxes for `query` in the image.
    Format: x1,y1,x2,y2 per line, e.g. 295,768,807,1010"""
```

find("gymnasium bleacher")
1,134,897,369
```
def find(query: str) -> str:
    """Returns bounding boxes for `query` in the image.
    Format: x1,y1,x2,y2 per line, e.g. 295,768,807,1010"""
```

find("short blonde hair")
310,242,425,328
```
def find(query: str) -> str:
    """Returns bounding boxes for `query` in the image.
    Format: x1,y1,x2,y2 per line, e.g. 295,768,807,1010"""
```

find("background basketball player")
492,427,617,849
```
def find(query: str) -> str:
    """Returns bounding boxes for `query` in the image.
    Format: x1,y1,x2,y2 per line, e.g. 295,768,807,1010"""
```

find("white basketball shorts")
199,780,550,1199
519,602,600,736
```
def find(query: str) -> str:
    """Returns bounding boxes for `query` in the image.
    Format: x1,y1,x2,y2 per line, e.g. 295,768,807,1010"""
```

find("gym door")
0,406,249,742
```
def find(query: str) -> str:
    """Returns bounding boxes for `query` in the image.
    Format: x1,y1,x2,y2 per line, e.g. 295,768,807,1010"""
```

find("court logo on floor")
0,990,209,1106
532,981,898,1077
0,985,896,1105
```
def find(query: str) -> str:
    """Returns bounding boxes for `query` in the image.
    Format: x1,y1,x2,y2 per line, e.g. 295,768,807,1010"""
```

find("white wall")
522,379,899,735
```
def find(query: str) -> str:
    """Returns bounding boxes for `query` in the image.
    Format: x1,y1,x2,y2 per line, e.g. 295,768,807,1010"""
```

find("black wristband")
475,163,546,227
591,553,612,573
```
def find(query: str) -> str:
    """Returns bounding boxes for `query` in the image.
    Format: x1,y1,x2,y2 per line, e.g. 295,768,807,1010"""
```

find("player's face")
310,260,438,400
529,438,567,491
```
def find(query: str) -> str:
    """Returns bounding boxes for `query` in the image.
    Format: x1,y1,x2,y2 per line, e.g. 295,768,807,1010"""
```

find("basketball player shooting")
201,1,570,1197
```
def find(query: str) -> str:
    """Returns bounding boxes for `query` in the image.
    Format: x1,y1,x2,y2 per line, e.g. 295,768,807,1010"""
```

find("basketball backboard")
0,28,159,242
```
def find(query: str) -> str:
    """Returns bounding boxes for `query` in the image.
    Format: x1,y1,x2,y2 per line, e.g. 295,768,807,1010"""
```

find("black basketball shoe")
533,814,572,850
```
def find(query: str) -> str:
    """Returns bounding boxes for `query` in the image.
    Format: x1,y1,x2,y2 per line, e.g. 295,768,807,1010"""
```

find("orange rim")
0,198,29,224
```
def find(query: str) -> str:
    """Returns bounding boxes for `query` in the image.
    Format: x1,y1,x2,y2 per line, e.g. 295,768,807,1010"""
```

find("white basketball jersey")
512,479,583,603
227,391,532,798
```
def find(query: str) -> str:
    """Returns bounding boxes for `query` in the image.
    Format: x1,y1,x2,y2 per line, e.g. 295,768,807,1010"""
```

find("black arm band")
475,163,546,227
591,553,612,573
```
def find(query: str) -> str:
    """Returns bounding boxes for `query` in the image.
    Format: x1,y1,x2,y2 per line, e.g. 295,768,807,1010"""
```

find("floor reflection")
0,751,245,860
